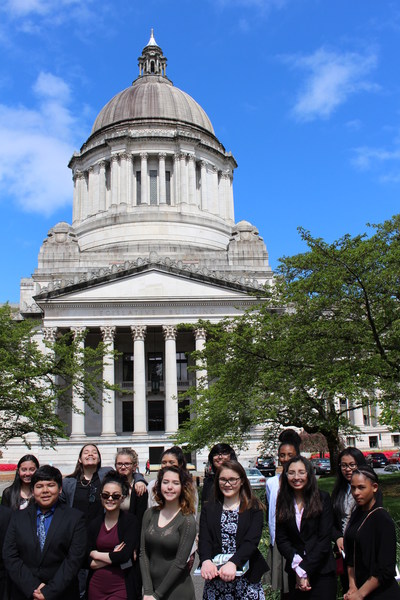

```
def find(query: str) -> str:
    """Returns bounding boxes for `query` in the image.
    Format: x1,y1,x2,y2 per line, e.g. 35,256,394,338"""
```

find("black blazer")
276,489,336,578
198,501,268,584
2,502,86,600
0,505,11,599
87,511,140,599
127,487,148,533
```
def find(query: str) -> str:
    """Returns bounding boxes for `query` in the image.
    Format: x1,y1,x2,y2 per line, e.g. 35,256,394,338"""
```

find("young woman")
1,454,39,510
140,466,197,600
115,448,148,526
201,443,237,505
276,456,336,598
87,470,140,600
331,447,368,594
343,466,400,599
266,430,301,599
148,446,197,509
199,459,268,600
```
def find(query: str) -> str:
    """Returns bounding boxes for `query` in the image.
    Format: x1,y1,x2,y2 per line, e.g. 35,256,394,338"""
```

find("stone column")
179,153,188,206
220,172,230,220
162,325,179,434
73,171,85,222
131,325,147,434
227,172,235,223
119,153,129,209
87,166,95,217
159,153,167,205
98,160,107,212
174,153,180,205
209,165,219,215
70,327,86,437
110,155,119,208
100,326,116,436
127,154,133,207
188,154,196,206
200,161,208,211
194,328,208,389
140,153,148,205
352,406,364,427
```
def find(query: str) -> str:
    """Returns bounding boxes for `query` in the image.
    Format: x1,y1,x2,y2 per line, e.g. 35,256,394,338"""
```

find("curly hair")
276,456,322,522
214,460,264,513
101,469,130,497
153,466,196,515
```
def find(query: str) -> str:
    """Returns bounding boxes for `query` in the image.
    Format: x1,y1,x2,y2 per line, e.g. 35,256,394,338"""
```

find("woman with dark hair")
331,447,368,594
201,443,237,505
140,466,197,600
266,429,301,599
1,454,39,510
199,459,268,599
276,456,336,598
343,466,400,599
87,470,140,600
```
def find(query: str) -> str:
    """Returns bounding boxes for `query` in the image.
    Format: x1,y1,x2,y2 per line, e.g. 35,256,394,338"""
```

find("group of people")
0,437,398,600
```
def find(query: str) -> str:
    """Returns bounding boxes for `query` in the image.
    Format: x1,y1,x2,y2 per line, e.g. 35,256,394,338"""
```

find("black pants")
288,571,337,599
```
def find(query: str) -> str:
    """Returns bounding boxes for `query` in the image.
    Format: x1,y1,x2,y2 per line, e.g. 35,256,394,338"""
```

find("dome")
91,76,214,135
91,30,214,136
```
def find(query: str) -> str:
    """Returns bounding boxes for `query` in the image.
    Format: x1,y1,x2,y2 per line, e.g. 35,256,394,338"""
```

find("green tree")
176,215,400,467
0,304,117,447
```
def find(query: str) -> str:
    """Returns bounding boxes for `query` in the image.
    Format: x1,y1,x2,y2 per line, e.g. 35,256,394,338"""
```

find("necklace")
80,477,92,487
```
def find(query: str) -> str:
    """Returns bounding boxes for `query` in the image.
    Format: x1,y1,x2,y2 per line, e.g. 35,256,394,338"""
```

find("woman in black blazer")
199,459,268,599
87,470,140,600
276,456,336,599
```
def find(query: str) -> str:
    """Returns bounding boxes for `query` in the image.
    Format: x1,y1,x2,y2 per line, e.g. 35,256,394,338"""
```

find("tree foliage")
0,304,117,447
176,215,400,466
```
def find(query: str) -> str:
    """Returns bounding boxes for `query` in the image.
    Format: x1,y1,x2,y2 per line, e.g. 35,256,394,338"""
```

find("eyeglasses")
116,462,134,468
340,463,358,470
287,471,307,478
214,452,230,458
100,492,123,500
219,477,241,486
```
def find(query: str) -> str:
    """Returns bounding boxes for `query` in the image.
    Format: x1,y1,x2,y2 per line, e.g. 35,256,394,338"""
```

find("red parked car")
388,451,400,464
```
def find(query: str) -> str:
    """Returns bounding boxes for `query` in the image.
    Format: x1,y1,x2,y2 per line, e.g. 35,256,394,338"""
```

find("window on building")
123,353,133,382
149,446,164,465
148,352,163,393
369,436,378,448
178,397,190,427
347,436,356,446
176,352,188,383
136,171,141,204
122,401,133,432
150,170,157,205
166,170,171,205
148,400,164,431
363,413,370,426
392,435,400,446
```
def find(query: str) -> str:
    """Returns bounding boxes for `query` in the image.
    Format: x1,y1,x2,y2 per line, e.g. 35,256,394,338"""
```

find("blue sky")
1,0,399,302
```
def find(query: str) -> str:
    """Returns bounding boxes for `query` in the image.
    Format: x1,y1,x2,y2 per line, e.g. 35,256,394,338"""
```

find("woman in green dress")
140,466,197,600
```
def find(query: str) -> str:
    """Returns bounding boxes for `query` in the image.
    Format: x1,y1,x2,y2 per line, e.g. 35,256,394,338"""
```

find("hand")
33,583,45,600
336,537,344,554
113,541,126,552
295,574,312,592
201,559,219,580
344,589,363,600
219,560,237,582
143,596,156,600
135,481,147,496
90,558,108,570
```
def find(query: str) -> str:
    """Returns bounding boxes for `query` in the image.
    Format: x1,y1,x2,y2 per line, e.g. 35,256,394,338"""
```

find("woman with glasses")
87,470,140,600
201,443,237,505
199,459,268,599
276,456,336,598
266,429,301,599
115,448,148,526
343,466,400,599
331,448,368,595
140,466,197,600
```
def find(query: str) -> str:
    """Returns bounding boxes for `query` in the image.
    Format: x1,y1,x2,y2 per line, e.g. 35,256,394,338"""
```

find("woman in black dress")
276,456,336,598
199,459,268,599
344,466,400,599
1,454,39,510
87,470,139,600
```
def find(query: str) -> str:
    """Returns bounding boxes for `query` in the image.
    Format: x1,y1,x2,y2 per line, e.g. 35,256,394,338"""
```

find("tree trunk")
324,428,341,476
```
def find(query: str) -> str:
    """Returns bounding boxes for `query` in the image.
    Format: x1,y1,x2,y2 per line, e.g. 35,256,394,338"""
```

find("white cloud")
284,48,378,122
3,0,83,18
0,72,84,216
352,146,400,170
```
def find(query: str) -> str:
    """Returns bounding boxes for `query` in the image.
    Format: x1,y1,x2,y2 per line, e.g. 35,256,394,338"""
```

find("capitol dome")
91,31,214,136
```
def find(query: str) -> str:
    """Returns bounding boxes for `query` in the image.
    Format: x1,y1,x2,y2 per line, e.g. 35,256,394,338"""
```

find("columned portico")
100,325,116,436
163,325,179,434
70,326,86,437
131,325,147,434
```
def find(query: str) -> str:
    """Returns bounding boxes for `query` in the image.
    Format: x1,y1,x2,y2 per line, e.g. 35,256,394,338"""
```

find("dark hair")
6,454,39,510
161,446,187,470
31,465,62,489
208,443,237,473
276,456,322,522
67,443,102,479
214,459,264,513
278,429,301,455
101,469,129,497
352,465,379,484
331,447,367,520
153,466,195,515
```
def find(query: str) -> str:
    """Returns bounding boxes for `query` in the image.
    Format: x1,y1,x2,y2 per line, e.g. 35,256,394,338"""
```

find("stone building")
7,32,397,470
